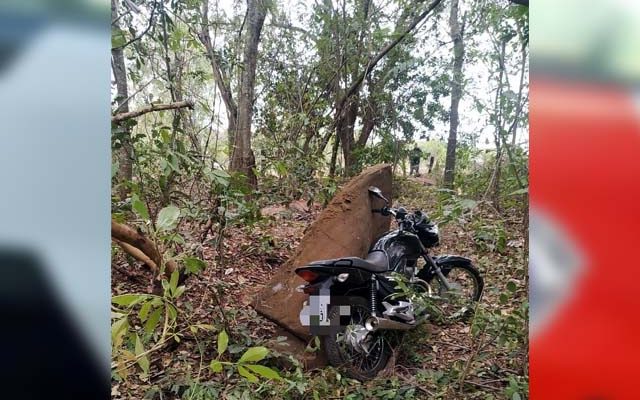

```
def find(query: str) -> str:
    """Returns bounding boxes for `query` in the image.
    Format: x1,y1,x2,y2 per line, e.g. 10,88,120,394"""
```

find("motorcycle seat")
308,250,389,273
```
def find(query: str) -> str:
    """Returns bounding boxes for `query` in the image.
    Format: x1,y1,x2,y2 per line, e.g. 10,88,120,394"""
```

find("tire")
323,297,391,381
434,263,484,317
441,262,483,300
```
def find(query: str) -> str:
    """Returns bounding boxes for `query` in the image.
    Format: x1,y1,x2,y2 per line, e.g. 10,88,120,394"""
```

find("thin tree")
443,0,465,188
111,0,133,200
199,0,238,157
333,0,443,175
230,0,268,187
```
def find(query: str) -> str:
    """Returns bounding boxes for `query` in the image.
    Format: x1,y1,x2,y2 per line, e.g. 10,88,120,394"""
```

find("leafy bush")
209,330,281,383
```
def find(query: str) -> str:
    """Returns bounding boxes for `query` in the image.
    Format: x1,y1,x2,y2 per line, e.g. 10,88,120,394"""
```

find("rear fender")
295,265,372,286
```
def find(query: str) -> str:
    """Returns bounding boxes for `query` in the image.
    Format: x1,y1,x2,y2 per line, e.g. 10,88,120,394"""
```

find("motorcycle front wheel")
429,263,484,318
323,297,391,381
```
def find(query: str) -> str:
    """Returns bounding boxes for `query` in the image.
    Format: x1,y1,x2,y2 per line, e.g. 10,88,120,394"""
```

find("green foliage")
110,0,529,398
111,270,193,381
131,193,150,220
472,220,508,254
112,28,127,48
156,205,181,231
352,133,407,172
387,272,445,323
505,375,529,400
433,189,480,225
209,330,281,383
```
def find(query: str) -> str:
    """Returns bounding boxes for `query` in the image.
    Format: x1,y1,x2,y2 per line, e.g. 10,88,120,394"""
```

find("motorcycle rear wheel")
323,297,391,381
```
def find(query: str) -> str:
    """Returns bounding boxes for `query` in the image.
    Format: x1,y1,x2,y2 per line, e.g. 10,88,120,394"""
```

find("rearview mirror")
368,186,389,204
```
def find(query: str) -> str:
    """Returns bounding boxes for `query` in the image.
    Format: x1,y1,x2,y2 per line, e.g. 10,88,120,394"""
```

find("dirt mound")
251,164,393,363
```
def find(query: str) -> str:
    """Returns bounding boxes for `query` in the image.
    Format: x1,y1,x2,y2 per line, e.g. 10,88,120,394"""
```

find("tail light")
296,269,319,282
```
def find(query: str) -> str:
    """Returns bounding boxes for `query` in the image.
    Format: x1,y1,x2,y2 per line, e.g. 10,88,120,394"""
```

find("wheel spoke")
333,303,387,375
430,267,480,316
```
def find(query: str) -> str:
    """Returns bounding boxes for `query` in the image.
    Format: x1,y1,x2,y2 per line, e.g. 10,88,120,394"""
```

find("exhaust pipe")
365,316,414,332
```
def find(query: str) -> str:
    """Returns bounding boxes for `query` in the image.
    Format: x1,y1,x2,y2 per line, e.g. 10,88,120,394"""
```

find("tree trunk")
356,99,376,149
227,118,238,159
486,38,508,208
230,0,267,188
492,148,503,209
111,0,133,201
329,0,442,177
336,97,359,176
329,134,340,177
443,0,464,188
199,0,239,159
159,8,184,206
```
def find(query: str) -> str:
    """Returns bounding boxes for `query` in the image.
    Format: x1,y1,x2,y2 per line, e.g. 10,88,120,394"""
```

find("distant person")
428,155,435,174
409,146,422,176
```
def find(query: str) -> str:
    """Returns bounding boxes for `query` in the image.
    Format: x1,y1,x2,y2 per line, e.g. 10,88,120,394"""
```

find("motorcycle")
296,186,484,380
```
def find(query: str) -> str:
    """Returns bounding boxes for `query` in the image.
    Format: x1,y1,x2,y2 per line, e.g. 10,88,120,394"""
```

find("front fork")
422,254,453,291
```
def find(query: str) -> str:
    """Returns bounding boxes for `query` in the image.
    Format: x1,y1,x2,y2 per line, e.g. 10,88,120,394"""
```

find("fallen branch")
111,100,194,123
113,238,158,271
111,220,177,277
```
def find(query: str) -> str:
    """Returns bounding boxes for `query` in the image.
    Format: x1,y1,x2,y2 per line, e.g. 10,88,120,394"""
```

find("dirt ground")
111,178,528,399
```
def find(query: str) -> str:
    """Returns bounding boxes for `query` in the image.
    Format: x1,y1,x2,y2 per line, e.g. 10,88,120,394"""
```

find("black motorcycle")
296,186,484,380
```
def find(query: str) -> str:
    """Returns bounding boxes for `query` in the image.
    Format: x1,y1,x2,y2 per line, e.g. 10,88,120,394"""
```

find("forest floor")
111,177,528,400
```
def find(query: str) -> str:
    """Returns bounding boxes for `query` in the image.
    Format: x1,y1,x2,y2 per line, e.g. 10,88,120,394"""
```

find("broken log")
111,220,177,277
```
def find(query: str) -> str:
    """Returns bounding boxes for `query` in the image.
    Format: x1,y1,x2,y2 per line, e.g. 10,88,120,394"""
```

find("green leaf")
166,303,178,321
112,294,145,307
209,169,231,187
274,161,288,177
138,301,152,321
237,365,258,383
210,360,223,373
145,307,163,334
184,257,207,274
134,334,150,375
507,281,517,292
169,269,179,293
238,346,268,363
173,285,186,298
131,194,150,221
509,187,529,196
111,317,128,343
217,330,229,356
212,169,231,179
245,364,281,380
512,393,522,400
111,28,127,48
460,198,478,210
192,324,214,332
156,205,180,231
170,234,185,245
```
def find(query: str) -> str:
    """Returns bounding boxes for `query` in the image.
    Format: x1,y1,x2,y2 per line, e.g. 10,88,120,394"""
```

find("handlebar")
372,206,429,227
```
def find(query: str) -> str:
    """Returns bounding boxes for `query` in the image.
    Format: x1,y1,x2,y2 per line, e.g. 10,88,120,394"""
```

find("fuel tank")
370,230,423,274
